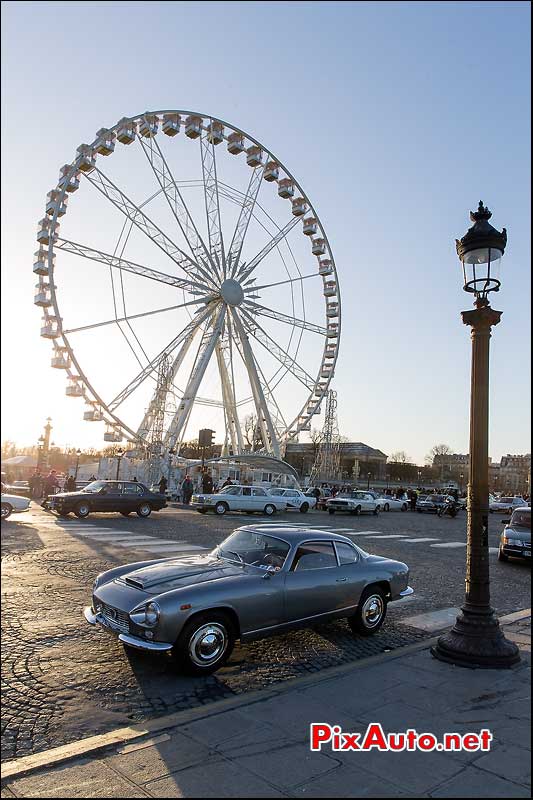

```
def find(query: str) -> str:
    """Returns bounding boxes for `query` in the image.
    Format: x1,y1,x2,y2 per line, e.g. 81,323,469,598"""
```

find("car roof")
235,525,355,546
512,506,530,513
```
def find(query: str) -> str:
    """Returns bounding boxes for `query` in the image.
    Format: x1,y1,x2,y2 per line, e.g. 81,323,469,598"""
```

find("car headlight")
129,601,160,628
503,536,521,546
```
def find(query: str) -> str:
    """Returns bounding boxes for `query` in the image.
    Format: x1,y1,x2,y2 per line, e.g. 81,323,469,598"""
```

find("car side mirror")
262,566,277,579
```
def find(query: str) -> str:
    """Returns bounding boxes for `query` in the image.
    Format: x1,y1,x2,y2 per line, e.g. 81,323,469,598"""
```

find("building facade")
285,442,388,484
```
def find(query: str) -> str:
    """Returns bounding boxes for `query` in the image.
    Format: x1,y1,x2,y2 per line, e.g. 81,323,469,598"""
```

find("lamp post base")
431,606,520,669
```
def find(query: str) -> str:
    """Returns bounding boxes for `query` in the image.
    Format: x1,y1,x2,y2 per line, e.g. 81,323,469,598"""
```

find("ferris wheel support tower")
310,390,341,484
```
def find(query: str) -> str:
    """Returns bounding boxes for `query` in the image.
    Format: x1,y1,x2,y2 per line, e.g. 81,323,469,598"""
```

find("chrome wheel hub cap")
189,623,228,667
362,595,383,628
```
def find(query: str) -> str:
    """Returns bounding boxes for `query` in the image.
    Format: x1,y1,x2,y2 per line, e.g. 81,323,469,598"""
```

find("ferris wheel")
34,110,341,460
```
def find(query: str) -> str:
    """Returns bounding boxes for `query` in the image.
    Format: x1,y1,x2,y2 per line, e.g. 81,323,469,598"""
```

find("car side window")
291,542,337,571
335,542,359,564
242,487,252,496
123,484,143,495
287,490,299,497
223,487,241,495
252,488,267,496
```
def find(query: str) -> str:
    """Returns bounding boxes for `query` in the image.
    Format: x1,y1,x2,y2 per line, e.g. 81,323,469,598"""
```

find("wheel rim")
139,504,150,515
78,505,89,515
385,504,389,511
216,504,226,514
188,623,228,667
265,505,274,515
1,505,10,518
361,594,384,628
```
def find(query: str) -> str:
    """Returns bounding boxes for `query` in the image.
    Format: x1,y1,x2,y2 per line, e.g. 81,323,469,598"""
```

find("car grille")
101,604,129,633
329,501,349,507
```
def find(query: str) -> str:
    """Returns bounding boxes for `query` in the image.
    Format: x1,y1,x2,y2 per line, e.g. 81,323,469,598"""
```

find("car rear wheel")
1,503,12,520
299,502,309,513
137,503,152,518
173,612,235,675
214,502,228,516
498,548,509,562
264,504,276,516
350,587,387,636
74,502,90,518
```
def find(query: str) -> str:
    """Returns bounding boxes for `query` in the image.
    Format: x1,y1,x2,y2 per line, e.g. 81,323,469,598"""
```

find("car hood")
505,525,531,543
117,553,246,593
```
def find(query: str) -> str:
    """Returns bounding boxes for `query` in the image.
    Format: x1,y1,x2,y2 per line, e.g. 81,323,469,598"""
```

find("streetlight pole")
367,472,371,490
168,447,175,486
432,202,519,669
115,448,125,481
74,449,82,480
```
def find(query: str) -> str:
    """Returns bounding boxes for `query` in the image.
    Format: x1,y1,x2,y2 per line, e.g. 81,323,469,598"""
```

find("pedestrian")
181,475,193,504
410,491,417,512
158,475,168,495
41,470,59,507
220,477,233,490
202,471,213,494
88,474,97,482
66,475,76,493
132,476,138,482
312,486,320,500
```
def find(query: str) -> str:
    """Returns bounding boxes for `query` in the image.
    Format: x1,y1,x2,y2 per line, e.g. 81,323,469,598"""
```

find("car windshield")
81,480,108,493
213,530,290,570
500,497,514,503
510,511,531,528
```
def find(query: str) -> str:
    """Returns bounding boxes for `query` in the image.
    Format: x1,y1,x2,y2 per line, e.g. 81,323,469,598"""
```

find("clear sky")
1,1,530,465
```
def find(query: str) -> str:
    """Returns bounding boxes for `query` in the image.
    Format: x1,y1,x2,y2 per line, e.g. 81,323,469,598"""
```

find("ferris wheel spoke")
226,166,264,279
83,167,216,288
164,305,227,450
239,308,316,391
109,304,214,411
63,295,212,335
234,215,301,283
199,129,226,280
230,309,280,458
136,130,217,280
243,300,327,336
243,271,319,294
55,238,209,294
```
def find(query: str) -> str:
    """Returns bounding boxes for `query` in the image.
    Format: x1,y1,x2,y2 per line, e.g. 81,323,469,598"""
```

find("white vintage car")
326,491,381,516
1,489,31,520
192,485,288,516
267,487,317,513
373,494,408,512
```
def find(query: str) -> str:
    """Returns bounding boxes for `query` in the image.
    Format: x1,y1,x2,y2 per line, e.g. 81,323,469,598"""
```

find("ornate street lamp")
168,447,176,485
367,472,372,490
115,448,125,480
432,202,519,668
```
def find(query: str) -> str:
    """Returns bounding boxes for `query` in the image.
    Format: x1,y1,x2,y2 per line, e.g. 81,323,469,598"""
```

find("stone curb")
1,608,530,782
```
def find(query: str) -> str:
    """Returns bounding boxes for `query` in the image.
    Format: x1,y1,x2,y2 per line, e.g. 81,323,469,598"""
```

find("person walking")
410,490,417,512
220,477,233,490
202,471,213,494
66,475,76,493
181,475,193,505
158,475,168,495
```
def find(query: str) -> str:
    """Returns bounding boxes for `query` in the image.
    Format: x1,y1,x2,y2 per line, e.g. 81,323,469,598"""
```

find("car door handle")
336,577,347,583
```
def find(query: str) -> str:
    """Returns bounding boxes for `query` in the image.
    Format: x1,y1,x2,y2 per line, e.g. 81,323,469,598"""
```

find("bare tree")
426,443,453,466
243,414,263,452
388,451,411,465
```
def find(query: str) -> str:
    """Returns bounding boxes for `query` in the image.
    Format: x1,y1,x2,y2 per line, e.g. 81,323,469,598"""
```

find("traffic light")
198,429,215,448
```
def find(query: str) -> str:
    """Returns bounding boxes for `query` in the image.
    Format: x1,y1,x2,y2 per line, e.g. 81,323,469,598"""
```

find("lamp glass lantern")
456,201,507,304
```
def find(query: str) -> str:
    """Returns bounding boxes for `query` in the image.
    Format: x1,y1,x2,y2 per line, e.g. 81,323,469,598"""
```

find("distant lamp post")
367,472,371,490
386,474,390,490
432,202,519,668
168,447,176,485
459,472,464,493
74,449,82,480
115,448,125,480
417,469,422,485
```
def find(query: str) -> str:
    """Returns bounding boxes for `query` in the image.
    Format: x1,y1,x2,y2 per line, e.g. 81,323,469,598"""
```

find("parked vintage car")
43,480,167,518
84,526,413,674
326,491,381,516
305,487,331,510
1,490,31,520
498,507,531,562
372,493,408,512
191,485,287,516
416,494,449,514
1,481,31,499
490,496,526,514
267,487,317,513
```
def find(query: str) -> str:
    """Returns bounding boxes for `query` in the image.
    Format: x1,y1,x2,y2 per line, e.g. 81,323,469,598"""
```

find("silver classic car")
85,526,413,675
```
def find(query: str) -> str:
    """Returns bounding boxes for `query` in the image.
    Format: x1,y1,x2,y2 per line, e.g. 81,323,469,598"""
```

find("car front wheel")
137,503,152,518
214,502,228,516
173,612,235,675
74,502,90,518
498,548,509,562
264,504,276,516
299,502,309,513
350,587,387,636
1,503,12,520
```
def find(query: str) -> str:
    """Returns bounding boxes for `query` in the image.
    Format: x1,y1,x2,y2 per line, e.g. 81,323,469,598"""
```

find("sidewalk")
1,613,530,798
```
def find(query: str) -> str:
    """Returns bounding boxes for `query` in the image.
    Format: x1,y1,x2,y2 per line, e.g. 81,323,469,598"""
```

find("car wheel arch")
363,579,391,601
176,605,241,643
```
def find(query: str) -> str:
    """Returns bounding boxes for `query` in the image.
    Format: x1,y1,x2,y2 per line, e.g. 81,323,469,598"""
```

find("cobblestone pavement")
2,505,530,764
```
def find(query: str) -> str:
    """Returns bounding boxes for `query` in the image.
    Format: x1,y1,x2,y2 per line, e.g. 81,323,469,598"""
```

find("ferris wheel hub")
219,278,244,307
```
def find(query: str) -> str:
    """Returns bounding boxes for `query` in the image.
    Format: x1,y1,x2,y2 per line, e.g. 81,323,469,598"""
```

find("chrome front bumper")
83,606,173,653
